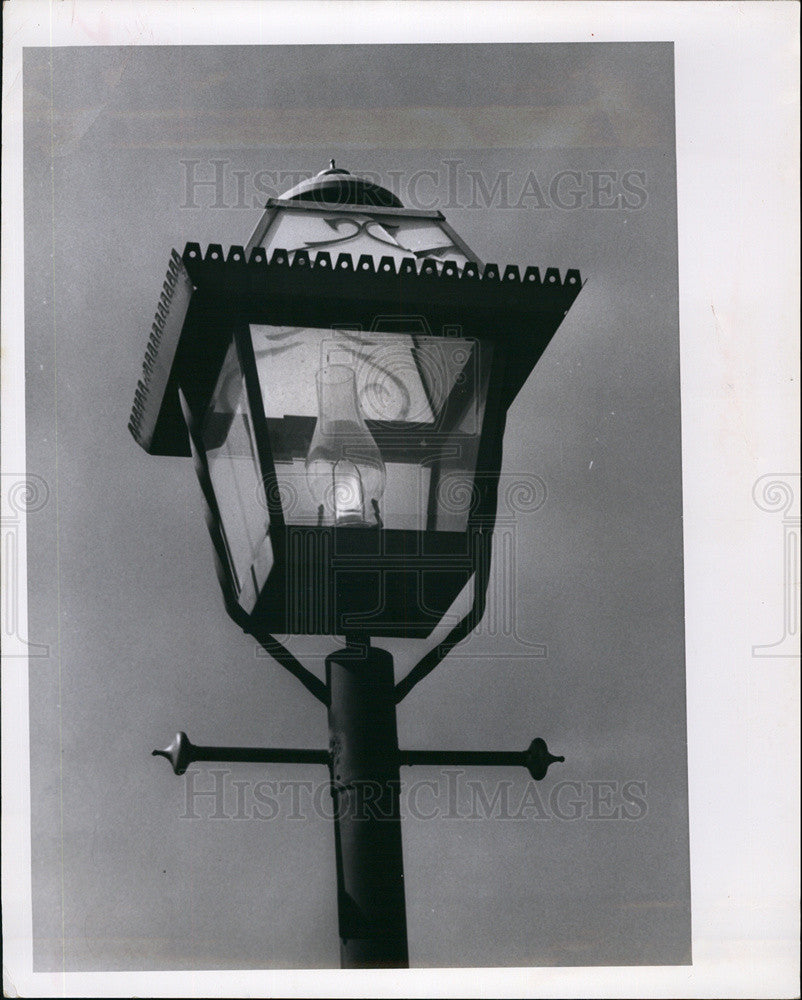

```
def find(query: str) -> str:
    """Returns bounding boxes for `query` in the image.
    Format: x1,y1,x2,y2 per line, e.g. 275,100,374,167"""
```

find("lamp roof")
279,160,404,208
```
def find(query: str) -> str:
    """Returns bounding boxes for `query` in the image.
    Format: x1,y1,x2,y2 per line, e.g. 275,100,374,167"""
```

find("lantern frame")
129,237,582,638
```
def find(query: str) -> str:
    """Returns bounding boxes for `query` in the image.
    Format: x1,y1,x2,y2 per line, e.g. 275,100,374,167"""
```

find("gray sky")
23,42,688,970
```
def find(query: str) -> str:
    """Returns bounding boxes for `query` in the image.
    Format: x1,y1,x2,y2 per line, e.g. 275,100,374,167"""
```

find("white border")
2,2,799,997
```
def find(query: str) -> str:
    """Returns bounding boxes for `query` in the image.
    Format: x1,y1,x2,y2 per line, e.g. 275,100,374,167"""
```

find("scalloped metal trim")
128,249,195,450
182,242,581,289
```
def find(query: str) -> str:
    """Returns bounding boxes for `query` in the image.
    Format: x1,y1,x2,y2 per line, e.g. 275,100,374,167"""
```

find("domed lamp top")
279,160,404,209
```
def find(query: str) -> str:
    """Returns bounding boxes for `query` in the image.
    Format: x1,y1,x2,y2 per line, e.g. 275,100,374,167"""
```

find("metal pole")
326,636,409,968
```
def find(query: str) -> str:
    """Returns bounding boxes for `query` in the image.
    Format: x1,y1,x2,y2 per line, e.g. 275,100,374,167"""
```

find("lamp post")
133,163,581,968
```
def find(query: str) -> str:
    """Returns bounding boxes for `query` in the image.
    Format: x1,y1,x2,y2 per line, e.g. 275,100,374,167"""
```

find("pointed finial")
525,737,565,781
152,731,193,775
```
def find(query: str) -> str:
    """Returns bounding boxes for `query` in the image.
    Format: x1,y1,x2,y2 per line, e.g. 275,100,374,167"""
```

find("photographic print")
2,3,798,997
18,36,689,972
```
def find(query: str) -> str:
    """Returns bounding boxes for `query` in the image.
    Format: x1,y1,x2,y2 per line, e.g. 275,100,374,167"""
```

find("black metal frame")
130,243,582,640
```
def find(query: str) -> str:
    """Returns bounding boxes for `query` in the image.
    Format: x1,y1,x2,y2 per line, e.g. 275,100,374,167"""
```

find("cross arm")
153,733,563,781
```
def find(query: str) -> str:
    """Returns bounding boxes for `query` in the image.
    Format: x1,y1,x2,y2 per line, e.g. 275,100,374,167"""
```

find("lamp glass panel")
250,325,492,531
201,339,273,611
260,208,471,272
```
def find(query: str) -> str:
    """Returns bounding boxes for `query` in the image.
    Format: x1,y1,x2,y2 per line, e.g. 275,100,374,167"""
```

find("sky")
23,42,688,970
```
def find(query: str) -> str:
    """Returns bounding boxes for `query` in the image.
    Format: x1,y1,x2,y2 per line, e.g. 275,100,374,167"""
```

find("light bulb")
305,365,386,526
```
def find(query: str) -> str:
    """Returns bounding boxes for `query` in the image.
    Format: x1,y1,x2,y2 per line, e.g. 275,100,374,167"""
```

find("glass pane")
260,207,471,273
250,325,492,532
201,339,272,611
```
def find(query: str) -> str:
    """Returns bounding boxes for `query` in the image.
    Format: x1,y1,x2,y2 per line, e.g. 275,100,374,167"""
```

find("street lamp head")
129,165,582,640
